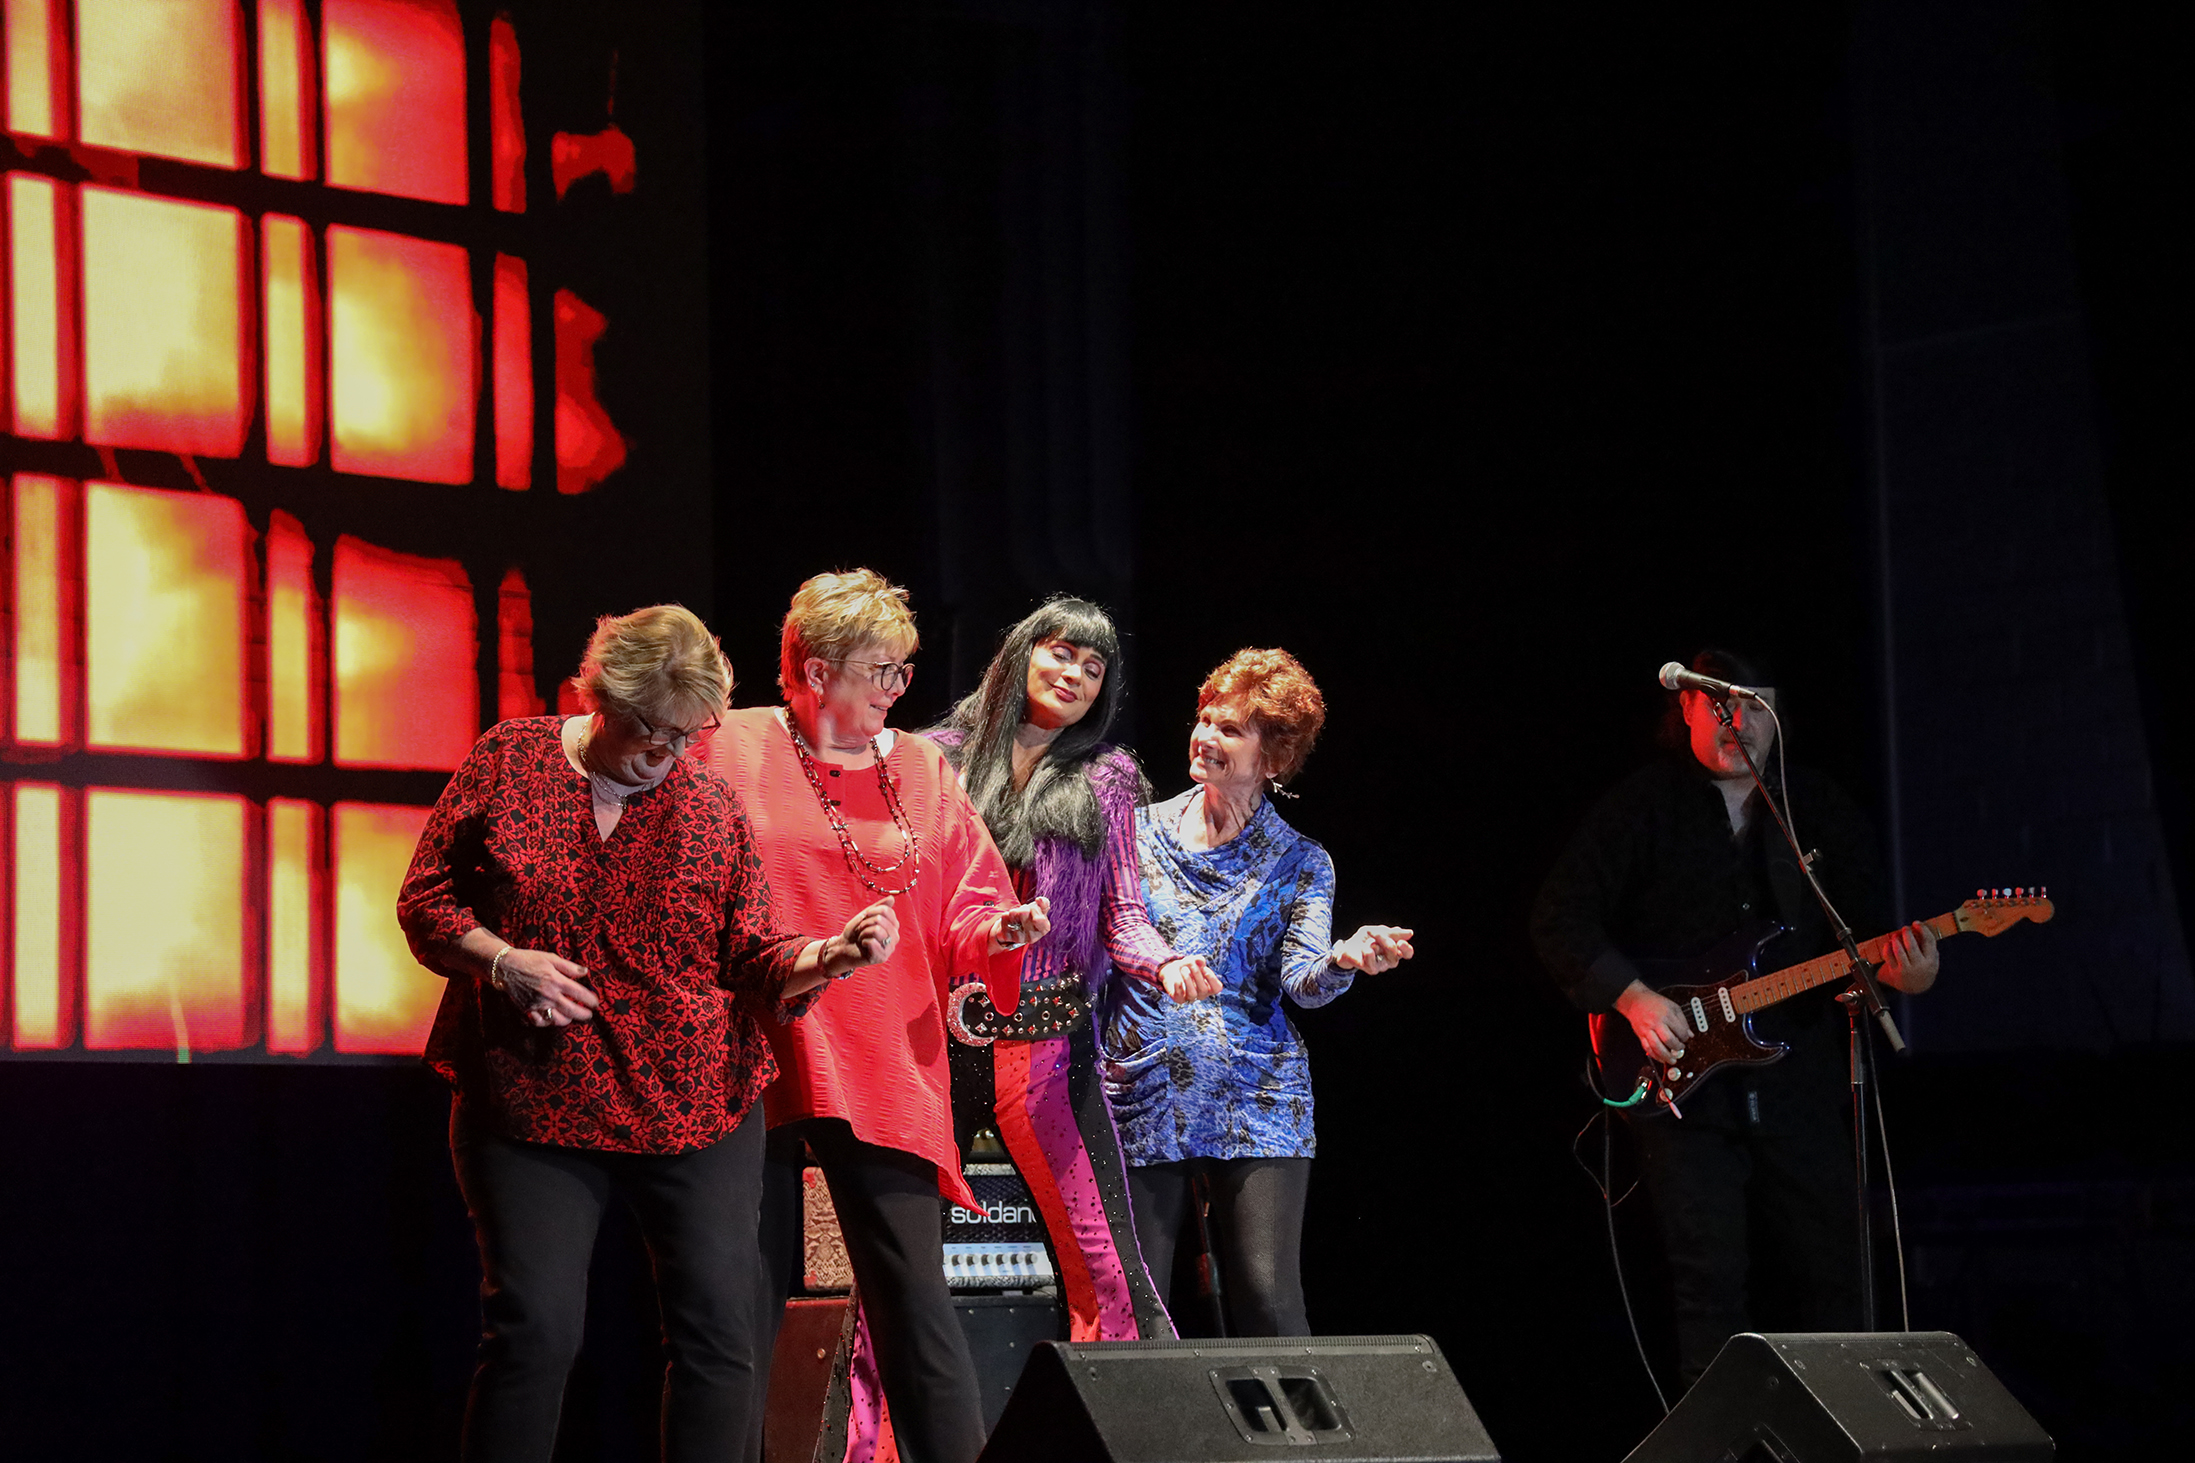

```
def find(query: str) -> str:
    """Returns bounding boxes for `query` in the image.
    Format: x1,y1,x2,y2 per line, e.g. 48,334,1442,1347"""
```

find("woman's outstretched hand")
1332,924,1415,974
1159,955,1222,1003
989,896,1053,954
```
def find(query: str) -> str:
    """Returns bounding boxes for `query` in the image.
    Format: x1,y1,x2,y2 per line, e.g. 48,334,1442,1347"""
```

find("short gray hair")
576,604,731,729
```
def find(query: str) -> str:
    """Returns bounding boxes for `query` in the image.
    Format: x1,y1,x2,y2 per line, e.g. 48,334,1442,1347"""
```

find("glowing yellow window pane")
84,789,248,1052
263,213,322,467
332,535,477,770
7,173,75,440
4,0,66,138
323,0,468,206
266,510,322,763
328,225,478,485
267,798,324,1055
81,187,249,457
333,801,440,1054
10,783,69,1049
84,482,247,757
74,0,244,168
258,0,316,180
10,473,70,746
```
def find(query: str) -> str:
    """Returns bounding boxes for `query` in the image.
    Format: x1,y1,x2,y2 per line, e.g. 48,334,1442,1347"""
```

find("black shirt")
1531,754,1889,1131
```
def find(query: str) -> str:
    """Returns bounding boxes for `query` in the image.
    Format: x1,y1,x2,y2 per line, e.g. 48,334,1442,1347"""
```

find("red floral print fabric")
399,717,810,1153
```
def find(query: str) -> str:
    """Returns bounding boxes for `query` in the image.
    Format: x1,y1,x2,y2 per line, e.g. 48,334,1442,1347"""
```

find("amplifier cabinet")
945,1162,1058,1291
803,1161,1060,1293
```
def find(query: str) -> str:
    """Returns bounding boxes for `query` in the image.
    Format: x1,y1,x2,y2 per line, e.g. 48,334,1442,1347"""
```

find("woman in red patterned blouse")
712,570,1052,1463
398,604,896,1463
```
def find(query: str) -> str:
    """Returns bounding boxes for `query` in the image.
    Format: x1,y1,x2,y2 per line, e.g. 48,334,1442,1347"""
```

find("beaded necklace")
784,715,923,897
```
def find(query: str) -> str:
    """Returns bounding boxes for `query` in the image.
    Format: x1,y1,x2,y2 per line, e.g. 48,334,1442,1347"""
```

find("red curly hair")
1197,648,1326,786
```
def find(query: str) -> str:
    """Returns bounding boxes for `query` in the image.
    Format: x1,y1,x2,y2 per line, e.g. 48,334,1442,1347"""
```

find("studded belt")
947,973,1091,1046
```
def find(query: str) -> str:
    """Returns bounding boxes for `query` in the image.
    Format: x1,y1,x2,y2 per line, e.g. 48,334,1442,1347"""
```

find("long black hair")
942,597,1126,865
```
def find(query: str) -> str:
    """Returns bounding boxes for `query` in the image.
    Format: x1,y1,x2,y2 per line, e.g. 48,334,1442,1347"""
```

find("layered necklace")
784,715,923,897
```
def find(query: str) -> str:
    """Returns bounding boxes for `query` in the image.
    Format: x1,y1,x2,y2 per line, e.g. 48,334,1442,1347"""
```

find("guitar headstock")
1956,887,2056,936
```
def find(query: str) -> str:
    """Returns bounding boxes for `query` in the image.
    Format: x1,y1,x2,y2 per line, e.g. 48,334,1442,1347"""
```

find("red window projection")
80,187,250,458
257,0,318,181
266,797,325,1054
83,482,248,757
331,535,477,770
6,172,78,440
82,789,250,1052
550,126,636,201
328,224,478,484
73,0,245,169
489,15,525,213
10,782,75,1049
265,510,323,763
262,214,323,467
496,567,543,720
554,289,626,494
1,1,587,1064
493,253,531,489
332,801,440,1054
3,0,68,139
9,473,76,747
322,0,468,207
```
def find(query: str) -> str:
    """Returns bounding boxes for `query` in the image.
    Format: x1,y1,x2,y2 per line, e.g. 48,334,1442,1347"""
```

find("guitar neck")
1729,909,1959,1013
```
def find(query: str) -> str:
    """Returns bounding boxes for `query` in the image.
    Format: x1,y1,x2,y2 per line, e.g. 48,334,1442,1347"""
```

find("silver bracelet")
488,945,514,992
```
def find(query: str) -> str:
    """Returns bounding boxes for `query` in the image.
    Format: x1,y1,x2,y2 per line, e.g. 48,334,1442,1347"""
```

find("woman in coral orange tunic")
713,570,1050,1463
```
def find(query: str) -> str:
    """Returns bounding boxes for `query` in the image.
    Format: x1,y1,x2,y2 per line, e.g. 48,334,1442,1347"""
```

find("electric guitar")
1591,890,2055,1116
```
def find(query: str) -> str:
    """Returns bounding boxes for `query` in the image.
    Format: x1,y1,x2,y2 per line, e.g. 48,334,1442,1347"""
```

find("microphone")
1659,662,1766,702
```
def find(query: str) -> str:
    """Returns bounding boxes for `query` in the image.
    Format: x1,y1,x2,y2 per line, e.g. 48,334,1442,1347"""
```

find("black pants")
1128,1157,1312,1337
752,1119,984,1463
1627,1102,1862,1385
449,1104,766,1463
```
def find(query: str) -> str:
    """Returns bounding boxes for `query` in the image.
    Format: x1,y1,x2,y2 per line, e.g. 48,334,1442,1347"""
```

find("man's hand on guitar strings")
1614,979,1694,1064
1876,920,1941,994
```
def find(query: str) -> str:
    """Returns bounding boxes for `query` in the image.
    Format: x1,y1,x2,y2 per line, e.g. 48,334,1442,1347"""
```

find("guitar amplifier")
944,1162,1058,1291
801,1161,1058,1292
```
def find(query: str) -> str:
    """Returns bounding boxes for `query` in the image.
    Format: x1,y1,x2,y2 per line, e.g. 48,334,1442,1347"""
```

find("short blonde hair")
577,604,732,729
1198,648,1326,785
778,569,919,696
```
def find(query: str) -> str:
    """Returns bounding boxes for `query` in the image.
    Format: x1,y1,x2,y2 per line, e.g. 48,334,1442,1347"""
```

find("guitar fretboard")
1729,910,1961,1013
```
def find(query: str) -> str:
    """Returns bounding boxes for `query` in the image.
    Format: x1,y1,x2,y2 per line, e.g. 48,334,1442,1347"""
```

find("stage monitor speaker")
1621,1332,2052,1463
979,1335,1500,1463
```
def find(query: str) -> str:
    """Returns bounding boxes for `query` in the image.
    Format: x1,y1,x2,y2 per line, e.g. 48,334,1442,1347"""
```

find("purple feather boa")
1034,749,1142,992
928,730,1141,994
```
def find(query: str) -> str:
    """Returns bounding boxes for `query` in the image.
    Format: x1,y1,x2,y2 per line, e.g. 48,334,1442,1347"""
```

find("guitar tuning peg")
1976,888,1986,898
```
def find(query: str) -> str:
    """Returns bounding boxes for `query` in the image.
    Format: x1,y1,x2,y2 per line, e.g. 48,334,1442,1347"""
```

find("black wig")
942,597,1130,865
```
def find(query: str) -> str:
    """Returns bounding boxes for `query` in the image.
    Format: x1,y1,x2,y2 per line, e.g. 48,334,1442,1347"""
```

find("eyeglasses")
827,659,915,695
633,712,721,752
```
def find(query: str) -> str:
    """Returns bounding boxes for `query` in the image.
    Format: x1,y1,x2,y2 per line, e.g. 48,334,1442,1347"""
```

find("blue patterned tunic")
1100,789,1353,1163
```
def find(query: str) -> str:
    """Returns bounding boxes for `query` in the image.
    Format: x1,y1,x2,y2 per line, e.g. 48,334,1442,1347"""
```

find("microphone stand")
1712,696,1901,1331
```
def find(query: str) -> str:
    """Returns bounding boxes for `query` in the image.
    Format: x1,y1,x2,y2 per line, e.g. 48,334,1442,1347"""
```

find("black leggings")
751,1119,985,1463
1127,1157,1312,1337
449,1104,766,1463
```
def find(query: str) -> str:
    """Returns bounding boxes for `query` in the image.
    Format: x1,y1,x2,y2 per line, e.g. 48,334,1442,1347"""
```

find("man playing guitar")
1532,650,1938,1387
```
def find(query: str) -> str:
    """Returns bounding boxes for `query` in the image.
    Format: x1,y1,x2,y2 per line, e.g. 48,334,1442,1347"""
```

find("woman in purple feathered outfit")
929,597,1220,1342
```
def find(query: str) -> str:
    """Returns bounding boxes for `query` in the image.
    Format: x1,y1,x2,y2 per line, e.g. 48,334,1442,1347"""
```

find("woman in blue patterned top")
1101,648,1414,1335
